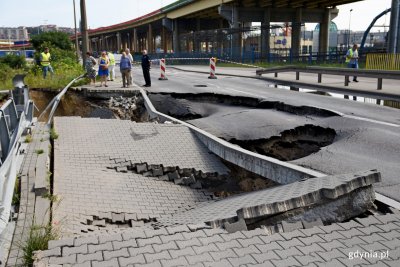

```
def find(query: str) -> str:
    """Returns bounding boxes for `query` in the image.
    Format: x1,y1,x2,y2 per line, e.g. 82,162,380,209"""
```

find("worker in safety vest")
345,44,359,82
40,47,54,79
107,51,116,81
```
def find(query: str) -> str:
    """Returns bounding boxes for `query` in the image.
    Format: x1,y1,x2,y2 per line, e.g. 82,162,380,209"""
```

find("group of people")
84,48,151,88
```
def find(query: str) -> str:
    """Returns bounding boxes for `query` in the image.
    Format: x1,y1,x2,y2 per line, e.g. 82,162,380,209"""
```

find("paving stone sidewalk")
34,213,400,266
52,117,227,237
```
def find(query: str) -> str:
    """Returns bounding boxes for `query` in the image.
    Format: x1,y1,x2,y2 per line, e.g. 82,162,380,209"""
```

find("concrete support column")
261,9,271,60
388,0,400,53
194,18,201,52
116,32,121,52
291,8,302,59
147,24,153,53
161,27,167,53
173,19,180,53
319,8,331,54
231,6,241,60
133,28,138,53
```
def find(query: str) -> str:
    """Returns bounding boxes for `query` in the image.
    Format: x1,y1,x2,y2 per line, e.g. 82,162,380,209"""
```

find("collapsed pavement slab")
158,170,381,229
52,117,228,237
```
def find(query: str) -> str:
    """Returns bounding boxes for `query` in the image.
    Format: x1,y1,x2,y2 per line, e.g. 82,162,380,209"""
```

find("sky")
0,0,394,31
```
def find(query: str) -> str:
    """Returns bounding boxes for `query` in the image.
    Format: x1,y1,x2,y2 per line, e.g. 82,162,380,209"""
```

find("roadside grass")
49,127,59,140
22,224,59,266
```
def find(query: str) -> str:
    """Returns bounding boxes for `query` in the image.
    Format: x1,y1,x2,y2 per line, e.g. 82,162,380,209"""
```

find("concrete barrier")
140,88,324,184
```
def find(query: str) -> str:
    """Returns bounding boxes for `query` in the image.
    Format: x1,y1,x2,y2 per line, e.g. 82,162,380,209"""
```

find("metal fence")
0,78,34,239
366,53,400,70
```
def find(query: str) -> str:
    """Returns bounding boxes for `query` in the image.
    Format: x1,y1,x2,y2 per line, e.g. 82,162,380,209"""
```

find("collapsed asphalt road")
134,66,400,202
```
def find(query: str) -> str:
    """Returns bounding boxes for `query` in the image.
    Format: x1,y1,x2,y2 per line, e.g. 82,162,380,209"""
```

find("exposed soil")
229,124,336,161
29,90,147,122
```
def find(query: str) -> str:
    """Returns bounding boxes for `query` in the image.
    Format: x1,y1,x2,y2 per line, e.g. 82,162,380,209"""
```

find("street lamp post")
73,0,80,62
80,0,89,66
348,9,353,48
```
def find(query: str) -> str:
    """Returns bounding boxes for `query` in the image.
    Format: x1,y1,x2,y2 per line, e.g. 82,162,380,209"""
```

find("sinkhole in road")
148,92,339,120
30,89,148,122
149,92,338,161
229,125,336,161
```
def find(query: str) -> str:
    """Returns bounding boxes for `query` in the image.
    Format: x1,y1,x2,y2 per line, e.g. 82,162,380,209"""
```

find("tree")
30,31,73,51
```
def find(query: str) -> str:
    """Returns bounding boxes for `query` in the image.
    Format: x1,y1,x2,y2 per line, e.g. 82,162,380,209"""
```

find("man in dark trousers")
141,49,151,87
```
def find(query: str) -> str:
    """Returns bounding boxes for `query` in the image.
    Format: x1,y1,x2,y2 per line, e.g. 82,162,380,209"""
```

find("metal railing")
0,76,34,237
38,74,85,124
256,66,400,90
366,53,400,70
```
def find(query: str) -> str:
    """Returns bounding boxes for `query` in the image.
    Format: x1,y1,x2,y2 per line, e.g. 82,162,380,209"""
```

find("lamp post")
348,9,353,48
73,0,80,62
80,0,89,66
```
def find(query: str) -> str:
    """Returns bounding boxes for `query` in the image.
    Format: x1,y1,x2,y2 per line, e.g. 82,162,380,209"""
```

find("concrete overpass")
78,0,368,58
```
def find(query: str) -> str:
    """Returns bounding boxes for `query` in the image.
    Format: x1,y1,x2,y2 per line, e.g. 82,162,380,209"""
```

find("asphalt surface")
131,66,400,202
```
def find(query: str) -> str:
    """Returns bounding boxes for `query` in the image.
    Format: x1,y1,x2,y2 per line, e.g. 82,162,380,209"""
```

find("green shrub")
22,224,59,266
0,54,26,69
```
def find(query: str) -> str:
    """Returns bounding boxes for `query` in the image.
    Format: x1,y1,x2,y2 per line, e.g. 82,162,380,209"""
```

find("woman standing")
98,51,109,87
120,52,132,88
85,52,97,87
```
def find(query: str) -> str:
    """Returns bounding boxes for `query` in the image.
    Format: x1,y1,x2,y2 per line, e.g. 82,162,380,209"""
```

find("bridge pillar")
173,19,180,53
194,18,201,53
218,4,241,60
388,0,400,53
133,28,138,53
261,9,271,60
116,32,122,52
319,8,331,55
161,26,167,53
291,8,302,59
147,24,153,53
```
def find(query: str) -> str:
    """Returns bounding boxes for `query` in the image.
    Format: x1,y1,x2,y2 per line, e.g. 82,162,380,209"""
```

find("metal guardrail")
38,74,85,124
256,66,400,90
0,76,34,238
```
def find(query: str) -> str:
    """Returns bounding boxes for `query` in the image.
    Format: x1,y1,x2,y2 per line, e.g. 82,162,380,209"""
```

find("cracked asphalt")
133,66,400,202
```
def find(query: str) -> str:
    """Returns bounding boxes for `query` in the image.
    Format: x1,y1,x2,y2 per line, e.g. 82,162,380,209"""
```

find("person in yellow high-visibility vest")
40,47,54,79
345,44,359,82
107,51,116,81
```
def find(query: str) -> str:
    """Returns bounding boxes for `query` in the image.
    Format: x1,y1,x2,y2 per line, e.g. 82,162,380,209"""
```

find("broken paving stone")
137,214,150,221
142,171,153,177
168,170,180,181
190,181,202,189
112,213,125,223
131,220,145,227
159,174,170,181
179,168,194,177
152,168,164,176
163,166,176,173
174,175,196,186
116,166,128,173
98,212,112,220
136,163,148,173
302,218,323,229
125,213,138,221
93,220,106,227
281,221,304,232
224,219,248,233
